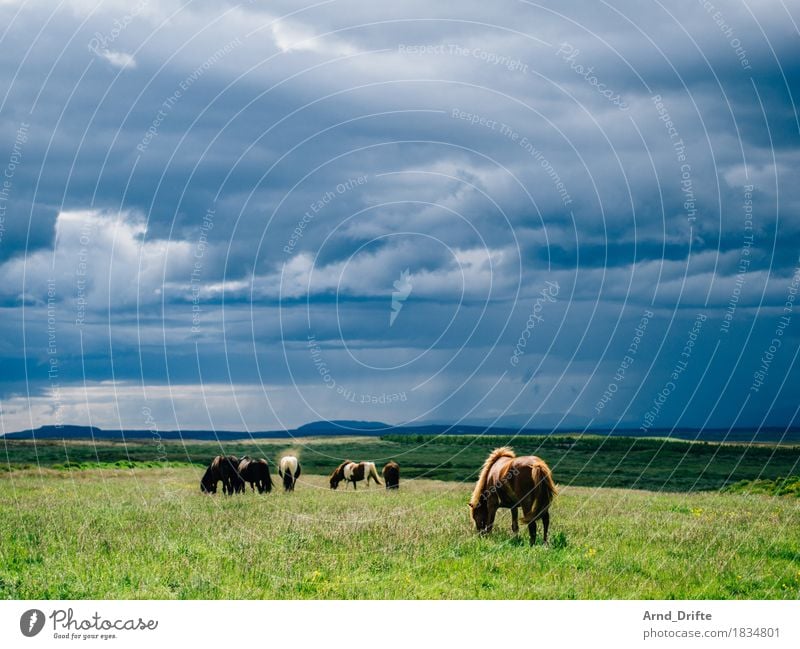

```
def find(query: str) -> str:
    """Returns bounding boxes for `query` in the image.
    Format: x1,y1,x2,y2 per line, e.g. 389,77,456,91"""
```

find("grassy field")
3,434,799,491
0,467,798,599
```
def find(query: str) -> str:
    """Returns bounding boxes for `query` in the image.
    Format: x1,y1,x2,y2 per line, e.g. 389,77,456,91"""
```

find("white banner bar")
1,600,797,648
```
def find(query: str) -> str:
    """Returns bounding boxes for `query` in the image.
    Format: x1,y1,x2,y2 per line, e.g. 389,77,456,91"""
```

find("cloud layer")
0,0,797,433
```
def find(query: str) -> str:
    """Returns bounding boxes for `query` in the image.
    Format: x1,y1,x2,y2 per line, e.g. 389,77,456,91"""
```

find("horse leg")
541,511,550,544
511,507,519,534
486,505,498,534
527,519,538,545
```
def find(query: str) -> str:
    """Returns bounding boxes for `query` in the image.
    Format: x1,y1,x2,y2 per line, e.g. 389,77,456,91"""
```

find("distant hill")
3,421,798,444
3,425,281,441
395,424,800,444
3,420,394,441
295,420,390,433
10,425,107,439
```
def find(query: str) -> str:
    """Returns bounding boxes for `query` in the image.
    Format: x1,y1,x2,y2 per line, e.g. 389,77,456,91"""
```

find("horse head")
329,460,352,489
468,497,490,533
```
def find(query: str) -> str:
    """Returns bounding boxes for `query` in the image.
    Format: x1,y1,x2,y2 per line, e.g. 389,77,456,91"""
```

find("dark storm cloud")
0,0,796,431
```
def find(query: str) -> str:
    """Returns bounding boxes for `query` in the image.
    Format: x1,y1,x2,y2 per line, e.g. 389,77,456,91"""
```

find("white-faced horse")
278,455,301,491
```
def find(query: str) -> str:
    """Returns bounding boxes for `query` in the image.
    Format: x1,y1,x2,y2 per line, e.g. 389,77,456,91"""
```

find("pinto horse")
278,455,301,491
329,460,382,489
468,447,557,545
329,460,352,489
382,461,400,489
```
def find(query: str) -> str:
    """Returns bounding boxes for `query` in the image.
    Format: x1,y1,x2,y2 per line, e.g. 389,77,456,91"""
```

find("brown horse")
329,460,381,489
468,447,556,545
238,457,273,493
382,461,400,489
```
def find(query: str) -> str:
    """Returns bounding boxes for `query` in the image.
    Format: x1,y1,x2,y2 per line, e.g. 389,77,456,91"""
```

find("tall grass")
0,469,797,599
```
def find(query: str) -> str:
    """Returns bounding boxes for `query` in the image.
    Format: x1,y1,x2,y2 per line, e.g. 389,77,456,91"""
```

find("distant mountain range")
2,421,390,441
3,420,799,443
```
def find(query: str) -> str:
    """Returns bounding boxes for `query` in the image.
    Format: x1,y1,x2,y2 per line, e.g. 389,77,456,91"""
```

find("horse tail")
527,461,557,523
263,461,273,493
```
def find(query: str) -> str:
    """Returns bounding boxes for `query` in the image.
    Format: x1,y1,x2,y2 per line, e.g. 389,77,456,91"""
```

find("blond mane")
470,447,516,506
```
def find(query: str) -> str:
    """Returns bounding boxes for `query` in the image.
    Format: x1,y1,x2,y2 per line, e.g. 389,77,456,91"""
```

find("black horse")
200,465,217,494
238,457,273,493
382,461,400,489
200,455,243,495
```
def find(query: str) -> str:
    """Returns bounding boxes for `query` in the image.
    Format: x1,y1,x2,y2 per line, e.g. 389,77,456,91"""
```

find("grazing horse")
329,460,353,489
382,461,400,489
344,462,381,489
329,460,381,489
200,465,217,493
201,455,240,494
278,455,301,491
225,455,245,494
468,447,556,545
238,457,273,493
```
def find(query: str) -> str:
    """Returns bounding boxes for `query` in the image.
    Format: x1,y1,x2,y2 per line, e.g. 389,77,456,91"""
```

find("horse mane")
330,460,353,480
470,447,516,506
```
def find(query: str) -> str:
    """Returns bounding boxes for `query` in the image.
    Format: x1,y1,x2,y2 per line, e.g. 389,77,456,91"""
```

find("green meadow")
3,433,799,490
0,435,798,599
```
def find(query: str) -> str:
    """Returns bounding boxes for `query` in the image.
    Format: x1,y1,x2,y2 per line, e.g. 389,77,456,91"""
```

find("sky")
0,0,797,434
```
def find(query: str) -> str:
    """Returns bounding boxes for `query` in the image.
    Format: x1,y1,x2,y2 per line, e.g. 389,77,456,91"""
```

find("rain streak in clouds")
0,0,797,434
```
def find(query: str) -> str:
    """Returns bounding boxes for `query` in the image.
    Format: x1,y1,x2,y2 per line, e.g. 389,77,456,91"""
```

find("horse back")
485,455,515,489
509,456,556,506
280,455,298,476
